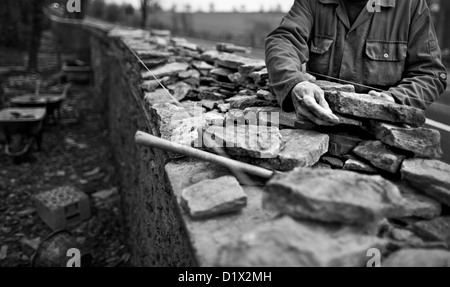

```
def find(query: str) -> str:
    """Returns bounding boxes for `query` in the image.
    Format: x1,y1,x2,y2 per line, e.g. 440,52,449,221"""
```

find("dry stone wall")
51,16,450,267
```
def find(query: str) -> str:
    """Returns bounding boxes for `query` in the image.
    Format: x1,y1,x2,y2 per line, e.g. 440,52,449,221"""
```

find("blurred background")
1,0,449,64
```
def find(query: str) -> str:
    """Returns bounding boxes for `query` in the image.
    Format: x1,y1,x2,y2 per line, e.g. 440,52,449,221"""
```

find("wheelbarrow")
10,84,69,124
0,108,46,157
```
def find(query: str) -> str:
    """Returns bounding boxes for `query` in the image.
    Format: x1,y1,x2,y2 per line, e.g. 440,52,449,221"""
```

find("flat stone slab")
168,82,192,101
170,117,208,147
142,62,190,79
151,103,191,142
321,156,345,169
246,129,329,171
314,80,356,92
325,91,426,127
321,127,371,157
144,89,178,106
250,68,268,83
401,159,450,206
141,76,169,92
199,90,226,101
178,69,200,79
165,160,275,266
370,121,442,159
215,217,386,267
226,95,276,110
205,51,264,70
383,249,450,267
393,182,442,220
202,112,224,126
344,158,378,174
136,50,172,59
353,141,406,174
243,107,300,129
210,68,233,77
203,125,283,159
181,176,247,220
238,62,267,77
192,60,214,71
412,217,450,246
265,168,404,224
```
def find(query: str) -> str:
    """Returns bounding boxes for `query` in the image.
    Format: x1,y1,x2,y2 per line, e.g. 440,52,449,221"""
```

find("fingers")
369,91,395,103
292,81,339,126
303,95,340,124
295,103,337,126
314,88,330,110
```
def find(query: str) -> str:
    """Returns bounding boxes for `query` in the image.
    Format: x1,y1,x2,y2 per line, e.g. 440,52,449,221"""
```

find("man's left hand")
368,91,395,103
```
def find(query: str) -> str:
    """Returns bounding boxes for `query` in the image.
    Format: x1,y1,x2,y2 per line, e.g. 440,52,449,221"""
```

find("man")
266,0,448,126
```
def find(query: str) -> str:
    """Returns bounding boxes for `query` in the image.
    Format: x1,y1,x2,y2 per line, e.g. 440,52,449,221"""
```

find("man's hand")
292,81,340,126
368,91,395,103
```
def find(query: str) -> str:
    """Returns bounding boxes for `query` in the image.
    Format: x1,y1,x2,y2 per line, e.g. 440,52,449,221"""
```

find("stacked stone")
122,29,450,267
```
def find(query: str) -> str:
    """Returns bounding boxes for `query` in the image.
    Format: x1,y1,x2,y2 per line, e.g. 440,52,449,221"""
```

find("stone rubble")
113,28,449,267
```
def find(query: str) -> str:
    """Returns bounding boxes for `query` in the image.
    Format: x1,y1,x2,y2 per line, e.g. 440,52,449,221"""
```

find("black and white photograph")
0,0,449,271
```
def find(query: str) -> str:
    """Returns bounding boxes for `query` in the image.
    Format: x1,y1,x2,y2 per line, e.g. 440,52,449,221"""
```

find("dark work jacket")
265,0,448,111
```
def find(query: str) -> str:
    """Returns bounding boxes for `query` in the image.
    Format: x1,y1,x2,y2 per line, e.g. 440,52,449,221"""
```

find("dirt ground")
0,63,130,266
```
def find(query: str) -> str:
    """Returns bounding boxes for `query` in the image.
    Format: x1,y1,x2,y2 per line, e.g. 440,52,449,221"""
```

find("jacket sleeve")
387,0,447,110
265,0,315,112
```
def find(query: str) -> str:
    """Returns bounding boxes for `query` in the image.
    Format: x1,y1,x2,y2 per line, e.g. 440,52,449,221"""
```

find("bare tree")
0,0,24,47
28,0,45,71
140,0,160,29
140,0,148,28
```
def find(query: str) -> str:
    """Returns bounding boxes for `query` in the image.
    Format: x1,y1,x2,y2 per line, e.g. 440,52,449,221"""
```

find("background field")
147,12,285,48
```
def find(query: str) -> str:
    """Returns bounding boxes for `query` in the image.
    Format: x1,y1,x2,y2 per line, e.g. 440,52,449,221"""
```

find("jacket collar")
319,0,396,7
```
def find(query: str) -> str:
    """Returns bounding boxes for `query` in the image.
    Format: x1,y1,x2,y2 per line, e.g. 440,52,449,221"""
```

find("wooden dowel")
135,131,275,179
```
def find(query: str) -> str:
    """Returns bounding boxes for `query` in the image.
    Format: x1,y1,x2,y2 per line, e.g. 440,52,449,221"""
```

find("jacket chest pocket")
308,36,334,75
363,41,407,87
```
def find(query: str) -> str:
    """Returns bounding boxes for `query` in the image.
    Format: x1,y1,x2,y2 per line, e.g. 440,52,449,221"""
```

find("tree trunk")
28,0,45,72
141,0,148,29
0,0,23,47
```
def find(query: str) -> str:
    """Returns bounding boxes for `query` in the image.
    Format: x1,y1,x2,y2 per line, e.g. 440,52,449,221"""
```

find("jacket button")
384,53,389,58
